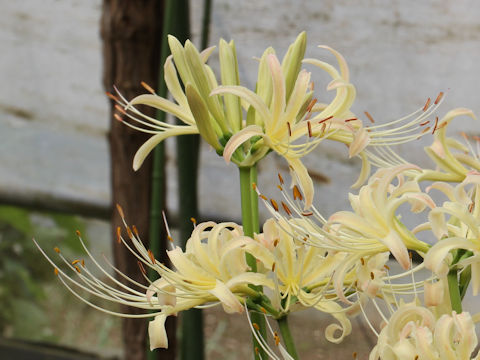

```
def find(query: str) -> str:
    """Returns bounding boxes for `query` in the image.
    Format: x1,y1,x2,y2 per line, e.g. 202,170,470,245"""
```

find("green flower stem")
447,268,462,314
277,316,299,360
239,165,266,360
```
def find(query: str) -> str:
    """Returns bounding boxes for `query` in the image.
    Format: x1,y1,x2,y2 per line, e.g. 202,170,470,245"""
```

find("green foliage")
0,205,87,340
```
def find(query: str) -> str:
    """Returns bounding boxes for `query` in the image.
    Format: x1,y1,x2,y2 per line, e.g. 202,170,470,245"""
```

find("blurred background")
1,0,479,359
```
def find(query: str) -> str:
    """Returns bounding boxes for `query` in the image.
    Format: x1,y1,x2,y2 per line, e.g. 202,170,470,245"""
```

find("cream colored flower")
34,211,275,350
370,304,479,360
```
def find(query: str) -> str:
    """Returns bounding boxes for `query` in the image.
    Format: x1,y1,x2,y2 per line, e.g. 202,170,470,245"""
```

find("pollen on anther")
272,262,276,272
301,211,313,216
320,122,327,136
273,239,279,247
72,259,80,265
419,120,430,126
287,122,292,136
105,92,119,102
318,115,333,124
126,226,133,239
167,235,173,242
307,120,313,137
54,268,59,276
190,217,197,226
141,81,156,94
259,194,268,201
116,227,122,244
344,118,357,122
252,183,257,191
147,249,156,264
114,113,124,122
255,347,259,355
432,117,439,134
370,272,375,280
260,307,267,314
421,126,431,134
281,201,292,215
75,266,81,274
270,199,279,212
423,97,431,112
75,230,81,237
274,331,280,346
116,204,125,218
434,91,444,105
293,185,303,201
278,173,284,185
81,259,85,267
138,261,146,275
353,352,358,359
252,323,260,331
114,104,127,115
384,264,390,271
306,98,317,113
54,247,61,254
360,258,365,266
132,225,139,237
364,111,375,123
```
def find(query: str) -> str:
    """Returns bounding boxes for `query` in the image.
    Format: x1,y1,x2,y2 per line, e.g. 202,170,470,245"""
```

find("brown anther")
259,194,268,201
72,259,80,265
277,185,283,191
252,323,260,331
260,307,267,314
252,183,257,190
147,249,156,264
137,261,146,275
114,113,124,122
414,356,419,360
353,352,358,359
114,104,127,115
344,118,358,122
301,211,313,216
190,217,197,226
273,239,279,247
281,201,292,216
274,332,280,346
354,280,358,288
384,264,390,271
81,259,85,267
278,173,284,185
306,98,318,113
75,230,81,237
141,81,156,94
360,258,365,266
421,126,431,134
419,120,430,126
364,111,375,123
255,347,259,355
126,226,133,239
105,92,119,102
307,120,313,137
270,199,279,212
75,266,81,274
409,252,413,260
370,272,375,280
469,202,475,213
318,115,333,124
434,91,444,105
54,268,59,276
116,226,122,244
132,225,139,237
116,204,125,218
320,122,327,136
167,235,173,242
54,247,60,254
287,122,292,136
423,97,431,112
272,262,276,272
293,185,303,201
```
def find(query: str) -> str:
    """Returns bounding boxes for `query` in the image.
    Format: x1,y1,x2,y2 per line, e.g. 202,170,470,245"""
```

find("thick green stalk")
239,166,266,360
447,269,462,314
277,316,299,360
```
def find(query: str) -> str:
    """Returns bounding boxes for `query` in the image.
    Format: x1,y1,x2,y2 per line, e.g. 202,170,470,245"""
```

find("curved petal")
149,314,168,350
209,280,244,314
223,125,264,163
133,126,198,170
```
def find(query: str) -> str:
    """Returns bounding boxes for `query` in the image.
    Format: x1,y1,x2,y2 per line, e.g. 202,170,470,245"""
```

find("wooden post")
100,1,175,359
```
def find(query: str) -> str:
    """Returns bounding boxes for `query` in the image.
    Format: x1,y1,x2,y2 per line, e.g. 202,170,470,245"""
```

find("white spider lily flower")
418,108,477,182
369,304,480,360
34,209,274,350
261,165,432,269
424,172,480,294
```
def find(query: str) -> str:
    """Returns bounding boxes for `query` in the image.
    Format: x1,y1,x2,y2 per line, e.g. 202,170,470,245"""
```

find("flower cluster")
37,33,480,359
